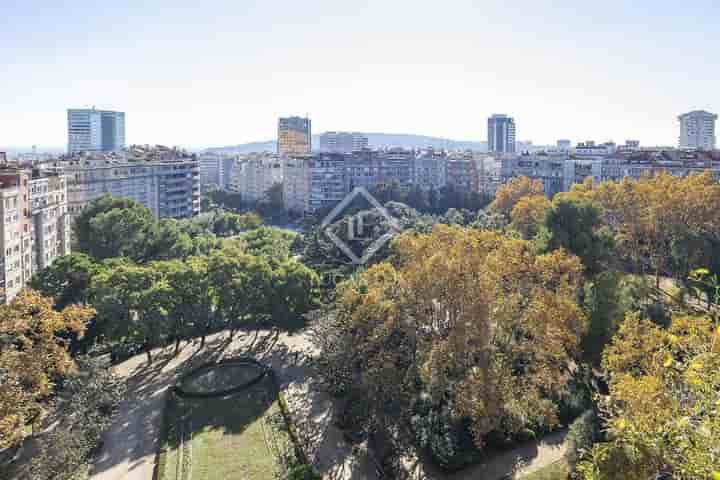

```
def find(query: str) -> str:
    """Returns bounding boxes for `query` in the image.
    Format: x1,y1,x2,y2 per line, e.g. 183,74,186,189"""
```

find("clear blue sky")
1,0,718,148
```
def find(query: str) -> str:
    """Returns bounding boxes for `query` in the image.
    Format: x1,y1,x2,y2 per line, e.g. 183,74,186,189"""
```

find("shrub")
29,357,125,479
565,410,599,475
410,397,480,471
285,463,321,480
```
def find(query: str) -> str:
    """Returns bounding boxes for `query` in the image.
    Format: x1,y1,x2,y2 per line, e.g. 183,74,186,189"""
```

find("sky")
1,0,719,149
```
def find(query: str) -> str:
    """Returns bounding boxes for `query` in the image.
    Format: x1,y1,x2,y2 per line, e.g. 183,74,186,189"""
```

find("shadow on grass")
158,366,283,480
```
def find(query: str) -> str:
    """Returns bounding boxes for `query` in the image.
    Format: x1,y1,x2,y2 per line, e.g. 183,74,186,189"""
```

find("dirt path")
88,329,376,480
405,429,568,480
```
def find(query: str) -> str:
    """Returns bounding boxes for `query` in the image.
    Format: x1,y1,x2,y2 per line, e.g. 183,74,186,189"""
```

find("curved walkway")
88,329,376,480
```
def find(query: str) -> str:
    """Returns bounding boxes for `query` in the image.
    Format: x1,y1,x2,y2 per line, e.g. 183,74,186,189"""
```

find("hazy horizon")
2,1,718,148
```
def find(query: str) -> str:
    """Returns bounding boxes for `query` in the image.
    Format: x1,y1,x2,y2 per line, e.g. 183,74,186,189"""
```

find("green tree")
153,257,214,352
142,219,194,261
269,259,320,327
535,198,614,276
74,194,154,260
581,271,627,365
257,182,284,217
240,226,296,258
208,251,273,338
91,263,171,363
29,357,124,480
30,253,101,309
209,189,244,211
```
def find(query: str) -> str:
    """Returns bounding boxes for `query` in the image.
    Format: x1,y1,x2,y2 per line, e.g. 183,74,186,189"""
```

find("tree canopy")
489,176,544,215
578,313,720,479
319,225,586,458
0,290,94,449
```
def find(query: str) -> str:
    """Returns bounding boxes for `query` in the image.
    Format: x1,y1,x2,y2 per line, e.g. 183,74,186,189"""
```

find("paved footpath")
89,350,176,480
88,330,376,480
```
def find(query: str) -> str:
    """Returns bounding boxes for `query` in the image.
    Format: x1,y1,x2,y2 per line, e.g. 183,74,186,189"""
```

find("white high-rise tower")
678,110,717,150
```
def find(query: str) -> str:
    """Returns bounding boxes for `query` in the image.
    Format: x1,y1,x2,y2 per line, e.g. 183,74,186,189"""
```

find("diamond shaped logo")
320,187,402,265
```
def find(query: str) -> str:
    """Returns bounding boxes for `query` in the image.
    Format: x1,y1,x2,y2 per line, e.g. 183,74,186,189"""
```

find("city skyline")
2,1,719,148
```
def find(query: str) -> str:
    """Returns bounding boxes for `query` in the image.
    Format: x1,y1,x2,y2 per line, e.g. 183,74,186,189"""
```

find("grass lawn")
159,370,295,480
519,460,569,480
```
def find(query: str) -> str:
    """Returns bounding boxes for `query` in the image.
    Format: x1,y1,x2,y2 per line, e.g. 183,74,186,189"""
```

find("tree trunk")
200,334,206,349
249,328,260,351
175,338,181,356
146,348,152,364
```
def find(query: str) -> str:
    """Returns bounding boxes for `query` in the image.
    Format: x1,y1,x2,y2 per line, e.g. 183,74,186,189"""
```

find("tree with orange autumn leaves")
557,172,720,287
489,176,545,216
0,290,94,450
327,225,585,450
509,194,551,239
577,313,720,479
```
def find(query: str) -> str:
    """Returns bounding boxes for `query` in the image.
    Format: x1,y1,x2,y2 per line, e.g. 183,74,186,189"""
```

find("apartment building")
574,141,617,158
413,149,447,190
28,173,71,272
0,168,70,303
345,149,414,190
55,145,200,221
380,148,414,186
284,148,457,215
446,151,479,192
678,110,717,150
501,152,567,197
598,150,720,182
319,132,369,153
502,149,720,198
199,153,236,189
562,158,602,191
231,153,283,203
0,184,24,303
475,154,503,197
283,153,346,214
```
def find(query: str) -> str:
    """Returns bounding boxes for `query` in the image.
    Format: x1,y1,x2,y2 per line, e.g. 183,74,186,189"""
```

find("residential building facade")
233,153,284,203
501,152,567,197
0,167,70,303
283,153,346,214
475,154,503,197
199,152,236,189
574,141,617,158
56,145,200,221
345,149,414,191
556,140,572,151
678,110,717,150
319,132,369,153
413,149,447,190
446,151,479,192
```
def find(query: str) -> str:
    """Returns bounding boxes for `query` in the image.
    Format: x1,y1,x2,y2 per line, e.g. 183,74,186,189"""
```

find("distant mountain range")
203,133,489,154
3,134,544,156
